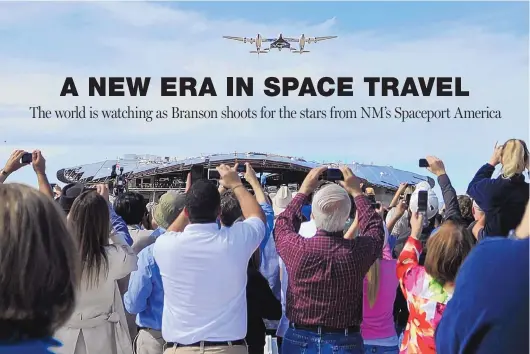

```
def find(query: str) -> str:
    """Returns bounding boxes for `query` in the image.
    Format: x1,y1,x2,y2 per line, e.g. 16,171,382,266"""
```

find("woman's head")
501,139,529,178
0,184,78,340
68,190,110,287
424,221,475,286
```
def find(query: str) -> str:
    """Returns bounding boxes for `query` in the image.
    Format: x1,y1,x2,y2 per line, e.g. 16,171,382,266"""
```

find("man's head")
472,200,484,221
220,189,242,227
457,195,473,221
185,180,221,224
311,184,351,232
153,191,186,229
113,192,146,226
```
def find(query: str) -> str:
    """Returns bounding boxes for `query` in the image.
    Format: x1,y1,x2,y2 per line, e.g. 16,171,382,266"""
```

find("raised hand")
96,184,110,202
299,166,328,195
425,156,446,177
3,150,27,174
338,166,362,197
32,150,46,175
216,163,242,189
489,142,503,167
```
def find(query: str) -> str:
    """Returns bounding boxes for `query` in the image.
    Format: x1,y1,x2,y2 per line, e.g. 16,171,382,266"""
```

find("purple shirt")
274,193,384,328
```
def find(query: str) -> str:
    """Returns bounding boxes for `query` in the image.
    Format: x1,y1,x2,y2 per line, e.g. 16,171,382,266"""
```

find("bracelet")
232,184,245,191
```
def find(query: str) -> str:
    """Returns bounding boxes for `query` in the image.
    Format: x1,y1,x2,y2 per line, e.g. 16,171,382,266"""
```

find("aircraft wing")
309,35,337,43
261,38,275,42
223,36,255,43
283,37,299,42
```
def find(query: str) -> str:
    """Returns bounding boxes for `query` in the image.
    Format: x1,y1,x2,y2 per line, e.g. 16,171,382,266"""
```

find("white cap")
409,181,439,220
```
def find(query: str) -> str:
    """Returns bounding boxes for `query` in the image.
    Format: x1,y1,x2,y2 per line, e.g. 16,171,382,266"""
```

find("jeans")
282,328,364,354
363,344,399,354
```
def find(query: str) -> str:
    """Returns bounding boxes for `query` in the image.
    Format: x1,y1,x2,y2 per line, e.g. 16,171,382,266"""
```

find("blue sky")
0,1,528,195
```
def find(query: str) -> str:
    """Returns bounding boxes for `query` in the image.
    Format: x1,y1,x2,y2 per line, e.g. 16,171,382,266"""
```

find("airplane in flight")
222,33,337,54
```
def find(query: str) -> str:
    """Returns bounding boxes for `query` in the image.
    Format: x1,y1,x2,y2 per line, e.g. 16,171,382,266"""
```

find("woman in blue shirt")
0,184,79,353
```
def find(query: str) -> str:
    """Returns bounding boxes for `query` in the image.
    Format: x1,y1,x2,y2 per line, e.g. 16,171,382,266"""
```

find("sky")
0,1,528,195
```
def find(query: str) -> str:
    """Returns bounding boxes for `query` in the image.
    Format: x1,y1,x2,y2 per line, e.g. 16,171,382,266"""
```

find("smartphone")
236,164,246,173
417,190,428,213
405,193,412,205
419,158,429,168
208,168,220,180
324,168,343,181
20,152,32,164
374,202,381,209
190,165,204,184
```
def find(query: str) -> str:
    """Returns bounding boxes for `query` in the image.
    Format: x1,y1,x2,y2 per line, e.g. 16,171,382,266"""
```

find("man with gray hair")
274,166,384,354
468,200,485,232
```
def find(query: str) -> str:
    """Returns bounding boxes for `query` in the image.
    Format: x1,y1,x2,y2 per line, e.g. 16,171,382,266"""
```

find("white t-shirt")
153,217,265,344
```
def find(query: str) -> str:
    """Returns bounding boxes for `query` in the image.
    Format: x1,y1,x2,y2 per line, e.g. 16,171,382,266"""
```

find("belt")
167,339,246,348
138,327,161,332
289,323,360,334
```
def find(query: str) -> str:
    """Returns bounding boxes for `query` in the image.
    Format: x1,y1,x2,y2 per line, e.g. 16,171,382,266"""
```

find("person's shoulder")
231,217,265,234
462,237,528,273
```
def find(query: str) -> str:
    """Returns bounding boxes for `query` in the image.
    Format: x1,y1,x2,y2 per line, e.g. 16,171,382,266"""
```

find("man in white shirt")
154,164,266,354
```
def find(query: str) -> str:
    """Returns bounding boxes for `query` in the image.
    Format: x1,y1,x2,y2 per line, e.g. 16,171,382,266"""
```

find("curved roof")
56,152,434,189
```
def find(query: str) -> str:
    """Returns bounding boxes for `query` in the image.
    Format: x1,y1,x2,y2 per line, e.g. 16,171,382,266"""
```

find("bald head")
311,184,351,233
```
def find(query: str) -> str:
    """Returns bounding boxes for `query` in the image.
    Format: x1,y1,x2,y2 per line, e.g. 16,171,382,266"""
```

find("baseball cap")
59,183,90,213
153,191,186,229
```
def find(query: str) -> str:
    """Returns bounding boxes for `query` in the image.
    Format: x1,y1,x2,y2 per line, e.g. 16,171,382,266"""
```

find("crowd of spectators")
0,139,528,354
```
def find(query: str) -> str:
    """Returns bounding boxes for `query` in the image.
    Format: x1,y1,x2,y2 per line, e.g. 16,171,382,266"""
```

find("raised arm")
275,167,327,261
389,182,408,208
467,144,503,208
97,184,134,246
425,156,461,221
0,150,29,184
396,212,425,297
219,163,265,223
31,150,53,199
245,163,273,249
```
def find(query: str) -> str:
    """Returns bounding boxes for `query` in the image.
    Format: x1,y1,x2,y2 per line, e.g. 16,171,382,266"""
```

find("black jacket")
246,266,282,351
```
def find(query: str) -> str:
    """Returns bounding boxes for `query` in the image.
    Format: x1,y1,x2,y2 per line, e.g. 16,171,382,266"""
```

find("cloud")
0,1,528,193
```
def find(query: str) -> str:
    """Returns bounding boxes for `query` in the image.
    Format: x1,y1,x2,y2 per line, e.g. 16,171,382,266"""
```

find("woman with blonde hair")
397,213,475,353
54,184,137,354
467,139,529,238
361,206,402,354
0,183,79,353
344,199,403,353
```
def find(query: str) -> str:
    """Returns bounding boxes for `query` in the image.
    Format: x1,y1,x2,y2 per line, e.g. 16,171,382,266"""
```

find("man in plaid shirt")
274,166,384,354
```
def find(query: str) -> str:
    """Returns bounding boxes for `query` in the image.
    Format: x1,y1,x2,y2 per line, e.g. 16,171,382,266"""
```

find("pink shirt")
361,246,398,340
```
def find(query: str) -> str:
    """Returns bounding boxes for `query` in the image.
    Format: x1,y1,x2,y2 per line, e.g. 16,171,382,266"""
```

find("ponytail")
501,139,529,178
366,258,381,308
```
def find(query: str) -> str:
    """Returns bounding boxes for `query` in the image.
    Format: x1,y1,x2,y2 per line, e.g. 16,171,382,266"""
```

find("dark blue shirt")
467,163,529,237
435,237,529,354
0,338,61,353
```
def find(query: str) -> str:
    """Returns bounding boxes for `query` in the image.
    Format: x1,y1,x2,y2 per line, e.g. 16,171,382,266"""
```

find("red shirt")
274,193,384,328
